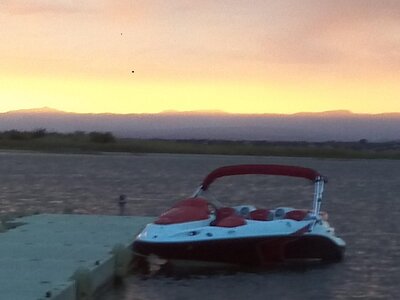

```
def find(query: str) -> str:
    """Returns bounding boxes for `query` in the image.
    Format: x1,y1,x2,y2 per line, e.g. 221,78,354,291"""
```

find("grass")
1,130,400,159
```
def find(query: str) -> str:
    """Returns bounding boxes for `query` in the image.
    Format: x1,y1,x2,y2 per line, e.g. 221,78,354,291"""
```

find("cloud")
0,0,93,15
1,0,399,79
250,0,400,69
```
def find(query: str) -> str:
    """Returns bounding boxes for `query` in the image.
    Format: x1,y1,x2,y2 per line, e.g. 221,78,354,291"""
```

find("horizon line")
2,106,400,116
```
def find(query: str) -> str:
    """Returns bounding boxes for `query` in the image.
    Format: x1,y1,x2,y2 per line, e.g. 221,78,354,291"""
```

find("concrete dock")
0,214,153,300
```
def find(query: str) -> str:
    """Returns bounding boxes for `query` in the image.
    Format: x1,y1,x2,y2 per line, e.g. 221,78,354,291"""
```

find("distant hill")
1,108,400,142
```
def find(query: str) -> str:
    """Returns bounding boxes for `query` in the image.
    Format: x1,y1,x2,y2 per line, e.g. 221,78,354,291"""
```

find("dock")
0,214,153,300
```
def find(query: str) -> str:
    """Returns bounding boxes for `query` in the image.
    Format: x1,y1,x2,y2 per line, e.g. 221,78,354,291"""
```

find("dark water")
1,151,399,299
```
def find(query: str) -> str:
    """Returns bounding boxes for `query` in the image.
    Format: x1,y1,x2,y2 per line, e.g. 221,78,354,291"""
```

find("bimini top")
201,164,324,191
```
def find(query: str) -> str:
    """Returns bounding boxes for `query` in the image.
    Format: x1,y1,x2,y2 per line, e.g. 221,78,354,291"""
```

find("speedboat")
133,164,345,266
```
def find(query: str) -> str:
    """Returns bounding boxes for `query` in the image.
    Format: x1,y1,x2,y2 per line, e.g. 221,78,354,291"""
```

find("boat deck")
0,214,153,300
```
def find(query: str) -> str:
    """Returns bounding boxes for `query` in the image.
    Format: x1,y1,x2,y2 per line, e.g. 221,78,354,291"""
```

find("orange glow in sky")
1,1,400,114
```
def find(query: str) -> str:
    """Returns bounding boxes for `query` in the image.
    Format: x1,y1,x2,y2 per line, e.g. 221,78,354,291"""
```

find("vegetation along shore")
1,129,400,159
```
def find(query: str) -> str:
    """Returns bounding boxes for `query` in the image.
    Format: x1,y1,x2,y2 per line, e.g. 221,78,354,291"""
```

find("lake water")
1,151,399,299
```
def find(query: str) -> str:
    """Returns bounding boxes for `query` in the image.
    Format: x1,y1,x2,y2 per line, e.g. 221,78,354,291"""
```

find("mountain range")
1,107,399,142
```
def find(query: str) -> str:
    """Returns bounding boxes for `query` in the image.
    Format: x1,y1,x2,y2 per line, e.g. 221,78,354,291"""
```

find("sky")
1,0,400,114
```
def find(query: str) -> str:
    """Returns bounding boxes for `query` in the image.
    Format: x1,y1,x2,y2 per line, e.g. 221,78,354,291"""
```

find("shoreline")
1,138,400,160
1,130,399,159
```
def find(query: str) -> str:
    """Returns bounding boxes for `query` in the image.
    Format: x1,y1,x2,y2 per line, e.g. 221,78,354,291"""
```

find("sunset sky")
1,0,400,114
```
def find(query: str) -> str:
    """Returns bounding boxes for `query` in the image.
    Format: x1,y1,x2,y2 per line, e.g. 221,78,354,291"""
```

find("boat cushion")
155,206,209,224
173,197,210,211
250,209,273,221
214,215,246,227
284,210,308,221
215,207,236,220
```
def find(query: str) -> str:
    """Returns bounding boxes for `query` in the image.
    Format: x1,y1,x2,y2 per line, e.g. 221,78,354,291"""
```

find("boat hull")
133,234,345,266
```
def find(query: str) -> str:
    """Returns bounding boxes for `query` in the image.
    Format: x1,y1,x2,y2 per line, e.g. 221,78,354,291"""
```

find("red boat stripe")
291,223,312,236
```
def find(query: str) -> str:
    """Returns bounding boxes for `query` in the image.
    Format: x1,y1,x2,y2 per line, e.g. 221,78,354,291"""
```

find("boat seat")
215,207,236,219
210,207,244,227
213,215,246,227
155,197,211,224
155,206,210,224
250,209,273,221
284,209,308,221
173,197,210,211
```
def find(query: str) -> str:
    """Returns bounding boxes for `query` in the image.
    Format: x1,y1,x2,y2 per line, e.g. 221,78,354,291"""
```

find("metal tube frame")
194,178,325,219
312,177,324,218
192,186,203,198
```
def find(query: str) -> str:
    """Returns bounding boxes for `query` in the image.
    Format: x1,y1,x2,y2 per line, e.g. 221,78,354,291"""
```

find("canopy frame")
192,164,326,217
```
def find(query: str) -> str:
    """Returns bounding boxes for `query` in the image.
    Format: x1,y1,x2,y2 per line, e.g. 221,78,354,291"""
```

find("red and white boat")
133,164,345,266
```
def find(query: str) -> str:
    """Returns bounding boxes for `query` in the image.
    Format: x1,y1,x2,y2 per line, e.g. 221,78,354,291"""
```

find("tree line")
0,129,116,144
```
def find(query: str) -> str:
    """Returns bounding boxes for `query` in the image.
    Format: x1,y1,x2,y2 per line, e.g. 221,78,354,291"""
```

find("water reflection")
1,152,399,299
